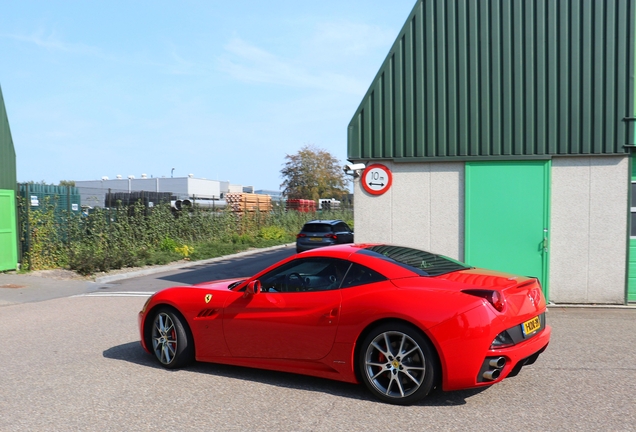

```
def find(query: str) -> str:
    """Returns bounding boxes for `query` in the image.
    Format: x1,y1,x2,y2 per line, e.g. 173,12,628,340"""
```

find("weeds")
20,200,353,275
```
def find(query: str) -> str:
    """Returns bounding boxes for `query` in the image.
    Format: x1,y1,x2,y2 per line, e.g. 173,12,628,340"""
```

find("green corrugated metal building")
348,0,635,304
0,85,18,271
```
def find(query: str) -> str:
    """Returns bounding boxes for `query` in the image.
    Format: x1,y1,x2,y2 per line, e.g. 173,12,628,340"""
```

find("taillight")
325,234,337,239
296,233,306,239
463,289,506,312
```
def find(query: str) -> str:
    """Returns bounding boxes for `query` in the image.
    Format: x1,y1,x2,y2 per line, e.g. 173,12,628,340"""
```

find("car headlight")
140,296,153,314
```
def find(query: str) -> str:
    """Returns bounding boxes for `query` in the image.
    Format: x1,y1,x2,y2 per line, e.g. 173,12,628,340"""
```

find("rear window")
302,224,333,233
358,245,471,276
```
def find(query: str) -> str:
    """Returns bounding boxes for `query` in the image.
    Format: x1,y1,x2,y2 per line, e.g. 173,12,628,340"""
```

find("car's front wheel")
359,322,437,405
149,308,194,369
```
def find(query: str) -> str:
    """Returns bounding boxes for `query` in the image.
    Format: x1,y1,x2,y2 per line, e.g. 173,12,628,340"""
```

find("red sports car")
139,244,550,405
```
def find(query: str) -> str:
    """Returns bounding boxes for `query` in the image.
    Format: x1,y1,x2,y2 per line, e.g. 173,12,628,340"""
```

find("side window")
341,263,386,288
335,223,349,233
259,258,352,293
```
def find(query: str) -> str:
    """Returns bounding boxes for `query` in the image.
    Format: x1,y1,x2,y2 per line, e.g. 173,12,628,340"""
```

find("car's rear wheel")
150,308,194,369
359,323,437,405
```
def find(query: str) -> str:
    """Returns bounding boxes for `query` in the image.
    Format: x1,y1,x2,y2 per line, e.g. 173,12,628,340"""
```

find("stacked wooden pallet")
286,199,316,213
225,193,272,213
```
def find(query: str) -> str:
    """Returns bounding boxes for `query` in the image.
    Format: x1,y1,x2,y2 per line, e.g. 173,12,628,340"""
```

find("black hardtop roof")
303,219,344,225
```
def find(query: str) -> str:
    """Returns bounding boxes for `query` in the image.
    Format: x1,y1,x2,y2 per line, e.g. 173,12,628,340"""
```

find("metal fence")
14,183,354,269
17,183,81,268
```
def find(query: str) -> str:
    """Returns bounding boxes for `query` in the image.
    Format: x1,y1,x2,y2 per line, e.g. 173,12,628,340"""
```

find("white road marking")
73,291,155,298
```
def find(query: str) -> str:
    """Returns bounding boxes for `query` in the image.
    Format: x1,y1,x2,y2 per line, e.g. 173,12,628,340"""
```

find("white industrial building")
75,174,249,208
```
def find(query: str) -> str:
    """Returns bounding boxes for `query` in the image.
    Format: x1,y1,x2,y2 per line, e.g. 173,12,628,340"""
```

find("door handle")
322,308,338,324
323,308,338,318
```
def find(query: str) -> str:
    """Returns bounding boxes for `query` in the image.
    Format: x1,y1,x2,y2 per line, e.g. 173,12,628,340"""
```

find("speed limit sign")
361,164,392,195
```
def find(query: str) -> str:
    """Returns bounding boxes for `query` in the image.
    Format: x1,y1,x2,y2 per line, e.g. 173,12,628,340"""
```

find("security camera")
343,163,366,178
343,163,366,173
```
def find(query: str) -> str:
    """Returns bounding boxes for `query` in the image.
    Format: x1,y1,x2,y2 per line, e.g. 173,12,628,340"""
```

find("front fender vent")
196,308,220,318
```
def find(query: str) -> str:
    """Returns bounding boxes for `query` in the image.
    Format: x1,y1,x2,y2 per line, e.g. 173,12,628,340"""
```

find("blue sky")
1,0,416,190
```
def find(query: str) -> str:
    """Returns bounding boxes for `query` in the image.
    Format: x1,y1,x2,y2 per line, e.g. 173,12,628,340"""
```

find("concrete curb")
548,303,636,309
94,243,296,284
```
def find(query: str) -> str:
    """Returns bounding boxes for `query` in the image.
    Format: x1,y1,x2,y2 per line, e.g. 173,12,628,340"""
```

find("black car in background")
296,220,354,253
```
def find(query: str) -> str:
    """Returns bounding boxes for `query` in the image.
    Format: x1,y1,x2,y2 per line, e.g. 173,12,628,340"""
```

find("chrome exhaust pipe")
489,357,506,369
483,369,501,381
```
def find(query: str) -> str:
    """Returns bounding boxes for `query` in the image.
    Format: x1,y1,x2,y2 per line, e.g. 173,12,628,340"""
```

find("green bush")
20,199,353,275
258,225,289,241
143,250,182,266
159,237,179,252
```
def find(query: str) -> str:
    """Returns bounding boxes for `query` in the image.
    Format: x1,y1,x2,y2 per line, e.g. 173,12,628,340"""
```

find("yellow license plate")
522,316,541,337
309,237,323,241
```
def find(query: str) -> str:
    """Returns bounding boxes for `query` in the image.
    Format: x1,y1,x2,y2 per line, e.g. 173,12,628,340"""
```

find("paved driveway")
2,300,635,430
1,247,635,430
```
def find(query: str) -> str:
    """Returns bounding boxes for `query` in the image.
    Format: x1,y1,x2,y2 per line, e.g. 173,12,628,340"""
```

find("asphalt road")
95,246,296,293
2,249,636,431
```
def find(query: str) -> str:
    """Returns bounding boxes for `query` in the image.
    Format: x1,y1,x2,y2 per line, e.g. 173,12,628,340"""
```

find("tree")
280,145,349,201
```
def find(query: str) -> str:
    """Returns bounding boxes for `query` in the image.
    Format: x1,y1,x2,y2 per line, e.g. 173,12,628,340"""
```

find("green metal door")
628,156,636,303
629,225,636,303
0,189,18,271
465,161,551,299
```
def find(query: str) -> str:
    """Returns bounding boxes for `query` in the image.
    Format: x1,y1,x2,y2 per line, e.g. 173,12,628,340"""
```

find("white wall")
187,178,221,199
155,178,189,197
130,178,160,192
354,156,629,304
354,161,464,260
76,177,223,203
549,156,628,304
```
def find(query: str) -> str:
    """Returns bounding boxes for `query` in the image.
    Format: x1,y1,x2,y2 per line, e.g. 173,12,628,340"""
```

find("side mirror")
246,280,261,295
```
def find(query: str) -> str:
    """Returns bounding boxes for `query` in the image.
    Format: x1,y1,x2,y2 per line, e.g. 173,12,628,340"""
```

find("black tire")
358,322,437,405
149,307,195,369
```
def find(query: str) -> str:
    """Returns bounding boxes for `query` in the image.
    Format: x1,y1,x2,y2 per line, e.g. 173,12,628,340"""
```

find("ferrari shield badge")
205,294,212,303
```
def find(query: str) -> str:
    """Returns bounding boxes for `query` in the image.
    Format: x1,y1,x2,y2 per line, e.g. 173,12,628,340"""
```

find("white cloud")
164,43,200,75
4,29,193,76
217,37,368,95
6,29,101,56
308,20,397,58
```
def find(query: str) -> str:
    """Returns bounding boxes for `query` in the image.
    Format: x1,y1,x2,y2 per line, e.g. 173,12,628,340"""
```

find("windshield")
358,245,471,276
228,280,245,290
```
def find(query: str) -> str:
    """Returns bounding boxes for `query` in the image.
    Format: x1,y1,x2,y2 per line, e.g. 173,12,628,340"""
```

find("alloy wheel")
152,312,178,365
363,330,426,399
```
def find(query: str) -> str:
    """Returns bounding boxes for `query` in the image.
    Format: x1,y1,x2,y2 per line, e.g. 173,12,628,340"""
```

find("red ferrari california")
139,244,550,405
